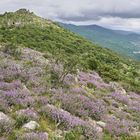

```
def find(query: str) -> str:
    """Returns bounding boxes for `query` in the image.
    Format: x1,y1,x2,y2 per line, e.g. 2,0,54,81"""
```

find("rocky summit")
0,10,140,140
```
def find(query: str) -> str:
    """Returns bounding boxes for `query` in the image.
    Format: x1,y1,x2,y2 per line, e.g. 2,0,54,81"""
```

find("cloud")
0,0,140,31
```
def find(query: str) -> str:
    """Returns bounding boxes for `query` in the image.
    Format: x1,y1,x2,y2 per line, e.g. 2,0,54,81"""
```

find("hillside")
0,9,140,93
0,9,140,140
0,42,140,140
60,23,140,61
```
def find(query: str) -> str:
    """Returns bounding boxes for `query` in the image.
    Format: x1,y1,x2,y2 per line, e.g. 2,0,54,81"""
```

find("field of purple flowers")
0,45,140,140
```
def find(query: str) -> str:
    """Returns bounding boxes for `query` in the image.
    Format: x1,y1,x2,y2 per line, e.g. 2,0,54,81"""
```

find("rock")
118,106,124,111
88,118,96,126
22,121,40,130
0,112,11,122
57,130,63,135
16,108,39,120
87,118,103,134
110,82,126,94
79,135,86,140
131,131,140,137
97,121,106,128
54,129,63,138
120,88,126,94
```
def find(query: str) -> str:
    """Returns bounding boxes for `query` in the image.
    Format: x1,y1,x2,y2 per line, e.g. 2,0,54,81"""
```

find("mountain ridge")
61,23,140,35
60,23,140,60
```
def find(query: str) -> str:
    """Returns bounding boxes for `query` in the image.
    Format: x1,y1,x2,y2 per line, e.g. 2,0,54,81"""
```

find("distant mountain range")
60,23,140,61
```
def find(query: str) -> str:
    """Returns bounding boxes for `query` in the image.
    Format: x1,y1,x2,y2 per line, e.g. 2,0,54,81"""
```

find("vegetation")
0,10,140,94
60,23,140,61
0,9,140,140
0,9,140,93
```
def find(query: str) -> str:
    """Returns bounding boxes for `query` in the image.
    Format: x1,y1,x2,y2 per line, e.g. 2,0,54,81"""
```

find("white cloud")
0,0,140,32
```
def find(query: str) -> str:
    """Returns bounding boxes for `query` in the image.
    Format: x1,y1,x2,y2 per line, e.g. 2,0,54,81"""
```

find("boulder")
97,121,106,128
22,121,40,130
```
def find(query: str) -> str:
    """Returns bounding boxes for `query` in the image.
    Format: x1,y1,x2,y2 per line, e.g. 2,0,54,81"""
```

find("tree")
50,47,79,86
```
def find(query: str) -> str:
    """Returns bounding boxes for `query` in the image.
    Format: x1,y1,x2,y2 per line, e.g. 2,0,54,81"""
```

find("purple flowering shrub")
0,47,140,139
0,80,22,91
70,87,87,94
0,120,13,135
17,132,48,140
51,93,106,120
0,88,35,108
127,92,140,113
23,67,48,94
0,59,22,82
109,92,140,119
103,91,140,137
16,108,39,121
41,104,102,139
35,96,48,107
41,104,85,129
21,48,48,68
110,92,130,105
0,51,48,95
78,71,110,89
84,124,102,140
0,116,15,135
15,108,39,128
63,74,76,86
104,115,137,137
0,68,46,109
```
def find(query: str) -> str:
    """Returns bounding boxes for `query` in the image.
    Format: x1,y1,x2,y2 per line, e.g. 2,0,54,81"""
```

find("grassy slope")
0,9,140,93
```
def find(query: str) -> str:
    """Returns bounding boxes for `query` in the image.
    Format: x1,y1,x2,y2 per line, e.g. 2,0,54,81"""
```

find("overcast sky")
0,0,140,32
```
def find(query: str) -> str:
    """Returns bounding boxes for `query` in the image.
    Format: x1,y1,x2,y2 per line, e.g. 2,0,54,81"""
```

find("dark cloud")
0,0,140,31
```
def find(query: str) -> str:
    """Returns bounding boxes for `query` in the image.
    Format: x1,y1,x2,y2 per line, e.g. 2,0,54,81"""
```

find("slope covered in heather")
0,44,140,140
0,9,140,93
0,9,140,140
